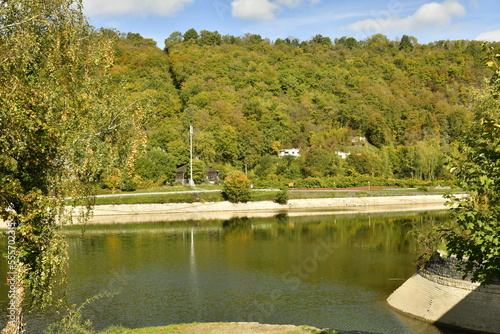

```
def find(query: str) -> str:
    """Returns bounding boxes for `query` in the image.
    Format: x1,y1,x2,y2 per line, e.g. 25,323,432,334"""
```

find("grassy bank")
98,323,341,334
90,186,459,206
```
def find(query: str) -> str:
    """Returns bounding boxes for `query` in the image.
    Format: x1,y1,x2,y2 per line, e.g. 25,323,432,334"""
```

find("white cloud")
348,0,465,35
276,0,302,7
411,0,465,26
231,0,319,21
83,0,195,16
476,29,500,42
232,0,280,20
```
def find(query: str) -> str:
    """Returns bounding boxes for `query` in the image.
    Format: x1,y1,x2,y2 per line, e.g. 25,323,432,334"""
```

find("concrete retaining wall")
387,268,500,333
1,195,451,227
74,195,451,225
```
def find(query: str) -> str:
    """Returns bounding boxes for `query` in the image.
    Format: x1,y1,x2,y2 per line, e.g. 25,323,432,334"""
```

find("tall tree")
183,28,199,42
0,1,144,332
445,53,500,284
399,34,414,51
199,30,222,46
164,31,183,52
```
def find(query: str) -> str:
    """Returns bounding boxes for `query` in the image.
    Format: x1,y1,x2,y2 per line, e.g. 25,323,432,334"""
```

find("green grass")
98,324,341,334
98,324,196,334
95,184,221,195
84,186,462,206
93,191,223,205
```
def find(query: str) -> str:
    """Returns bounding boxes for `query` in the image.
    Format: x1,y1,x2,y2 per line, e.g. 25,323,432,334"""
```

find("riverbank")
100,322,342,334
82,194,449,224
0,194,454,228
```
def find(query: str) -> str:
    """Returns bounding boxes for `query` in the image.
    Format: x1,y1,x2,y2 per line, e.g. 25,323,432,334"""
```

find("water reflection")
189,227,202,320
0,211,469,334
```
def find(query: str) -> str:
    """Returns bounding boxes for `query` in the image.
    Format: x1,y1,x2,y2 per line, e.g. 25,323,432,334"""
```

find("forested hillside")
104,29,499,189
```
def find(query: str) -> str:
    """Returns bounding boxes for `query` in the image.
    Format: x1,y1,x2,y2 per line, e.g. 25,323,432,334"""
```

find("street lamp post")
189,125,194,188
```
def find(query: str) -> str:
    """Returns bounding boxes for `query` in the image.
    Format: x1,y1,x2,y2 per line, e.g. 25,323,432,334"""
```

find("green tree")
310,34,332,45
223,170,252,203
187,159,208,184
444,58,500,284
135,148,176,185
199,30,222,46
164,31,183,52
148,125,179,151
346,153,371,175
335,36,359,49
255,155,278,178
215,126,239,164
126,32,156,46
302,147,341,177
194,131,217,163
393,146,417,179
241,33,264,45
399,34,414,51
364,33,390,52
446,116,500,284
414,138,444,181
183,28,199,42
0,1,144,332
276,155,302,179
365,113,392,148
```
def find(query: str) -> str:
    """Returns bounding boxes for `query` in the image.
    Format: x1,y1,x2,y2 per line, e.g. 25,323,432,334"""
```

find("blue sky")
82,0,500,48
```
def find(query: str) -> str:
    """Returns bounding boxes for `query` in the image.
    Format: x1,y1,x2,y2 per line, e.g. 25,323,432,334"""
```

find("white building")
335,151,351,159
279,148,300,157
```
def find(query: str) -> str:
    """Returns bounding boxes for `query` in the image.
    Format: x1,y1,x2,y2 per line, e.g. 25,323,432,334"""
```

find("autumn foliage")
223,171,252,203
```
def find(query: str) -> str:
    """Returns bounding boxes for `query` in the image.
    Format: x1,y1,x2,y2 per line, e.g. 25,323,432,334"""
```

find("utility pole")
189,125,194,188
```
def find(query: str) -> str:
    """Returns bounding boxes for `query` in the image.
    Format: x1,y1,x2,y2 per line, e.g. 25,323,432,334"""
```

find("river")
0,210,474,333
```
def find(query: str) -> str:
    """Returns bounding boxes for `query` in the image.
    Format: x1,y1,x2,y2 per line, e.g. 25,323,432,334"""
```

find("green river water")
1,210,475,333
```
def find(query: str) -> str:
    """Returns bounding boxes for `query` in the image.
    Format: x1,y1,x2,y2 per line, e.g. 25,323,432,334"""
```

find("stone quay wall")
387,253,500,333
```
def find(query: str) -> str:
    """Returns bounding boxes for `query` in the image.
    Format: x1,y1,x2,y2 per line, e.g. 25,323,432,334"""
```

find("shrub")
294,177,326,189
223,170,252,203
101,168,121,190
274,188,289,205
119,178,137,192
253,173,285,189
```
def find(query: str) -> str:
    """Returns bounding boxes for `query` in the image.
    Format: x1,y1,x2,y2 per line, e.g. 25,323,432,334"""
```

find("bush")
119,178,137,192
223,170,252,203
101,168,121,190
274,189,289,205
294,177,326,189
252,173,285,189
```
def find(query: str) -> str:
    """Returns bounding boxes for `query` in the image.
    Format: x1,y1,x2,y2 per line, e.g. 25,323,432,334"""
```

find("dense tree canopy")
115,29,499,187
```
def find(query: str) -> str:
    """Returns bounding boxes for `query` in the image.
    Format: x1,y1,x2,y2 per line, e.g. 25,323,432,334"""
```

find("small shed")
205,167,219,183
175,165,219,184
